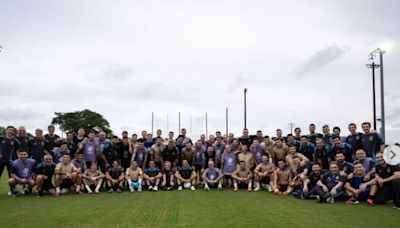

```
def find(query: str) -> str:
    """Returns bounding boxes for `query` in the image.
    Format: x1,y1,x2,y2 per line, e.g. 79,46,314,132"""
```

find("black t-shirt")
44,134,60,152
338,162,354,175
321,172,346,190
179,166,193,179
308,133,323,145
361,133,384,157
0,136,19,161
145,168,160,177
299,144,314,161
28,138,49,162
68,140,78,157
314,146,332,170
162,148,177,163
15,136,30,151
107,166,124,179
375,164,400,179
162,168,174,178
34,162,56,181
307,171,322,187
346,133,363,151
204,152,215,164
103,144,121,164
239,137,253,148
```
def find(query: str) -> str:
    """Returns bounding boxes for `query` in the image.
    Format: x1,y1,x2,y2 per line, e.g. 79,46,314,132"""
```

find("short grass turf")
0,174,399,228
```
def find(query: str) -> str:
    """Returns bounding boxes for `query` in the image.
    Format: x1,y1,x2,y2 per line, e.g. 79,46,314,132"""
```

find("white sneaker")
217,185,222,191
204,186,210,191
267,185,273,192
148,186,153,191
178,186,183,191
61,188,68,194
254,186,261,191
153,186,158,192
138,188,142,192
130,188,135,193
190,186,196,191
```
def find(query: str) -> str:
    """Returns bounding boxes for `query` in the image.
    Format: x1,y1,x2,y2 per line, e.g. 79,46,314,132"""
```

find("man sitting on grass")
35,154,56,197
203,160,223,191
175,159,197,191
315,161,347,203
125,160,143,192
144,160,162,191
105,160,125,193
82,163,104,194
301,163,323,199
344,161,376,206
254,154,275,192
161,161,175,191
273,160,292,196
55,154,80,196
8,150,36,197
232,160,253,192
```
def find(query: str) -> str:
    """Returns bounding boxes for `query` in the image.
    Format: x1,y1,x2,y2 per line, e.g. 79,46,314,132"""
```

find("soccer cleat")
204,186,210,191
130,189,135,193
153,186,158,192
108,189,114,193
94,190,100,194
254,186,261,192
233,187,239,192
315,195,321,203
393,205,400,210
137,188,142,192
326,197,335,204
217,185,222,191
117,188,122,193
61,188,68,194
367,199,375,207
37,190,43,198
178,186,183,191
346,198,358,205
190,186,196,191
300,194,305,200
268,185,273,192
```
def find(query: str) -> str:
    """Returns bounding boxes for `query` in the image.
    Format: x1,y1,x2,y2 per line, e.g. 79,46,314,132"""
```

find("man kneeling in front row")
203,160,223,191
232,160,253,192
175,159,197,191
8,150,36,197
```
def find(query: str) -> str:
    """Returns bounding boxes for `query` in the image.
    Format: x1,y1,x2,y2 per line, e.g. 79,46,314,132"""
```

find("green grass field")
0,173,399,228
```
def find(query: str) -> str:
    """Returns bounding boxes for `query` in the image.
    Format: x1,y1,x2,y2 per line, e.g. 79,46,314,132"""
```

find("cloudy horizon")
0,0,399,143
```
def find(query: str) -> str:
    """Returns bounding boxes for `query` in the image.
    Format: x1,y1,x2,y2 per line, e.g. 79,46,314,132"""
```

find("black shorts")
224,174,233,180
279,184,288,192
60,179,74,188
155,161,162,169
195,165,202,172
238,182,248,189
261,176,271,184
43,181,55,191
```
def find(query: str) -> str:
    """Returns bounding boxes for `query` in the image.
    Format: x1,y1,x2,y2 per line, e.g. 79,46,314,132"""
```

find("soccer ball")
183,182,191,189
131,182,140,189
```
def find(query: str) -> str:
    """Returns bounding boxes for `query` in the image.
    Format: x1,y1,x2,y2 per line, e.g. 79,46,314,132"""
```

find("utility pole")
366,62,380,130
244,88,247,129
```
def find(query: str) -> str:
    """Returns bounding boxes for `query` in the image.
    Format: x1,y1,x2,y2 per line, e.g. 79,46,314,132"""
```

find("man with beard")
273,160,293,196
314,137,332,170
335,152,354,177
286,146,309,175
232,160,253,192
53,141,71,163
55,154,81,196
0,126,19,180
239,128,253,148
29,129,49,163
315,162,347,203
354,149,375,178
331,135,355,163
162,140,178,167
161,161,175,191
82,163,105,194
361,122,385,159
294,127,302,141
286,134,300,152
254,155,275,191
308,123,323,145
70,152,87,179
370,151,400,209
66,131,78,158
301,163,324,199
102,136,121,169
35,154,57,197
193,141,206,181
346,123,363,151
298,136,316,162
120,137,133,171
96,131,110,172
8,150,36,197
321,125,332,146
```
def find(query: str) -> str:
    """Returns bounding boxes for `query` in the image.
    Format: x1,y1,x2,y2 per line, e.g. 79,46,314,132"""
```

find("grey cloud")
296,44,350,77
101,65,134,81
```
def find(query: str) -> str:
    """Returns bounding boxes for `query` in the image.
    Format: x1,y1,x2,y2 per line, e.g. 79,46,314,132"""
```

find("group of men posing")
0,122,399,209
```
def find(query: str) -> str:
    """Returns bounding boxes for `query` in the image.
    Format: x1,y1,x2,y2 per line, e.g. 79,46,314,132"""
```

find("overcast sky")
0,0,399,143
